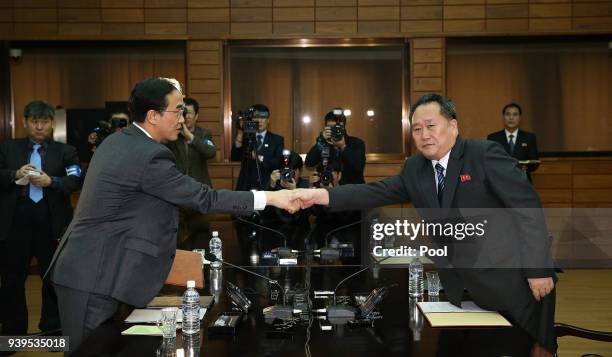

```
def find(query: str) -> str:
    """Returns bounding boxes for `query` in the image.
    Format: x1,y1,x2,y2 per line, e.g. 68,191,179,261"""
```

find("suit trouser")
0,198,59,334
53,284,118,355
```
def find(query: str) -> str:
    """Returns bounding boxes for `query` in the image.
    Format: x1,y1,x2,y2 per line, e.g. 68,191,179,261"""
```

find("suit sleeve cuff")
252,190,267,210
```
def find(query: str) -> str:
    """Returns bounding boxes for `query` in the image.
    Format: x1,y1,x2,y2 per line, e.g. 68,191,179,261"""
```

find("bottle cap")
212,231,219,237
187,280,195,288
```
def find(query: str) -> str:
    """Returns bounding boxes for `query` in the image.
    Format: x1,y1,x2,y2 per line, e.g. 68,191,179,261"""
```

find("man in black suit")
305,109,366,185
46,78,298,353
0,100,82,336
487,102,539,181
231,104,284,190
295,94,556,356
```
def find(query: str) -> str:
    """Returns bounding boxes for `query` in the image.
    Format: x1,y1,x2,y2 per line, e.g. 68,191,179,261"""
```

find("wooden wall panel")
187,40,224,160
410,38,444,105
10,43,185,140
1,0,608,38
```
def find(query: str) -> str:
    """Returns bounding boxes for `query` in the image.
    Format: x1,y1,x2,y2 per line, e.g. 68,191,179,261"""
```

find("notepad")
417,301,511,328
124,308,206,324
121,325,163,336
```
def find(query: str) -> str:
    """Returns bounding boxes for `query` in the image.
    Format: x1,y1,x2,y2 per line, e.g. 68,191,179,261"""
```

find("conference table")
74,218,536,356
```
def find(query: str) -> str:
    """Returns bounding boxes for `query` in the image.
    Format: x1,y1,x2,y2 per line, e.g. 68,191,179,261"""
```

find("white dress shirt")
430,149,451,193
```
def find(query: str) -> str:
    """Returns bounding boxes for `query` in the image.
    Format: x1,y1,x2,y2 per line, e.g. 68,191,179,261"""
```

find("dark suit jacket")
48,124,254,307
231,131,284,191
0,138,82,241
166,126,215,186
326,137,555,350
305,135,366,185
487,130,539,180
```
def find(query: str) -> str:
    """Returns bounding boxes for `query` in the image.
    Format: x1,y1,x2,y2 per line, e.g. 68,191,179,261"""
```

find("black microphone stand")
205,253,293,319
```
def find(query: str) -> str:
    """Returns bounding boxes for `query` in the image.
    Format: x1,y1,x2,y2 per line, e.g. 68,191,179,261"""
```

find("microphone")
204,253,293,319
316,219,362,259
326,266,369,319
235,216,297,260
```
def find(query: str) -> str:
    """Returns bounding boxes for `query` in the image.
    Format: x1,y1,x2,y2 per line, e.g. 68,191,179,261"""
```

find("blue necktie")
435,163,445,206
256,134,263,151
29,144,43,203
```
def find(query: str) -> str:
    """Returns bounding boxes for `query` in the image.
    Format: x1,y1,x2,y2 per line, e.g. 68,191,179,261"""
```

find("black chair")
555,323,612,357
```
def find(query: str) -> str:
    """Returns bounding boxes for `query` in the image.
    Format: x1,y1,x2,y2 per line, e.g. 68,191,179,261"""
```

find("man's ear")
22,118,27,128
145,109,159,126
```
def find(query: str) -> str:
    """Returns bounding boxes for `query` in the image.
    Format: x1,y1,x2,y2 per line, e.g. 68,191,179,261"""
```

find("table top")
76,265,534,357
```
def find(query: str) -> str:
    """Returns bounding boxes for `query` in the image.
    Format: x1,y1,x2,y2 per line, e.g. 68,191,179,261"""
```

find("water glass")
426,271,440,297
157,307,178,339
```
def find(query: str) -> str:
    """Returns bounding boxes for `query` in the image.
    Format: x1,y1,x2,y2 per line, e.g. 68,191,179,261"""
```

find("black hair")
128,77,180,123
24,100,54,119
409,93,457,122
184,97,200,114
251,104,269,119
287,151,303,171
324,110,347,125
502,102,522,116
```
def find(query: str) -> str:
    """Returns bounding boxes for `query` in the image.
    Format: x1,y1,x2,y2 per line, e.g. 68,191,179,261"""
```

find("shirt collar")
28,139,49,150
133,123,153,139
505,129,518,140
257,130,267,140
431,149,451,172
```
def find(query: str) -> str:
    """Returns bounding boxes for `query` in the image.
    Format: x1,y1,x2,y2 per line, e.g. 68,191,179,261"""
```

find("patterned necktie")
29,144,43,203
508,134,515,154
435,163,445,206
256,134,263,151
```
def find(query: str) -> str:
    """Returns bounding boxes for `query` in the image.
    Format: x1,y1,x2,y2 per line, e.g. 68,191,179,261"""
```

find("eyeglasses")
160,106,188,119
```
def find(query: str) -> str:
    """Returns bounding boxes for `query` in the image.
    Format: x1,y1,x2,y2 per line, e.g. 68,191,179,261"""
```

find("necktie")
29,144,43,203
508,134,515,154
256,134,263,151
435,163,445,206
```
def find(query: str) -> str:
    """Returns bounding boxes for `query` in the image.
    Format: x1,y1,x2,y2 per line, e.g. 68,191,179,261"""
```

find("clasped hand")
266,188,330,214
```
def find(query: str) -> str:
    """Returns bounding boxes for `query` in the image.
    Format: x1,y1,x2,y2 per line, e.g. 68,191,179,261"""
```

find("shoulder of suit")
486,130,505,140
519,130,536,139
268,132,284,142
347,135,365,146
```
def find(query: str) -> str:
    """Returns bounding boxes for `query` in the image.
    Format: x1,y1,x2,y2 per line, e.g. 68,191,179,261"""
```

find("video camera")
237,109,259,134
280,149,295,183
91,116,128,147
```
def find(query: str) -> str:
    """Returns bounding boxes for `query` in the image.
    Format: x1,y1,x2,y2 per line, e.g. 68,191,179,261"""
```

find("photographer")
305,109,365,185
231,104,284,191
309,158,343,189
269,150,309,190
86,111,129,155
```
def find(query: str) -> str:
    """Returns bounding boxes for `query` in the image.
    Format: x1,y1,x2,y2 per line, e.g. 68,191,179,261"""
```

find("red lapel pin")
460,174,471,183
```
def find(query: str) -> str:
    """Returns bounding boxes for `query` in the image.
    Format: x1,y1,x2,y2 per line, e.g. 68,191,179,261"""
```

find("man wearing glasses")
166,97,216,246
46,78,299,353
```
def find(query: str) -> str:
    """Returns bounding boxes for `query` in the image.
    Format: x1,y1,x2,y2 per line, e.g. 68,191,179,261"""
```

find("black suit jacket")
487,130,539,180
231,131,284,191
166,126,215,186
0,138,82,241
326,137,555,349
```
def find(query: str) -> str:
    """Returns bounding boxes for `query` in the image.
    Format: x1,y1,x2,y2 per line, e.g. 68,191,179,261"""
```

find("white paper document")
417,301,490,313
124,308,206,323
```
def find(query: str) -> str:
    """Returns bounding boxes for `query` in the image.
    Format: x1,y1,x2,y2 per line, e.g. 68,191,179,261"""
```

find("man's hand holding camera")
270,169,297,190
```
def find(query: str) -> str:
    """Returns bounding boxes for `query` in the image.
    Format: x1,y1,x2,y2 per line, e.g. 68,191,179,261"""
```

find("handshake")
265,188,331,214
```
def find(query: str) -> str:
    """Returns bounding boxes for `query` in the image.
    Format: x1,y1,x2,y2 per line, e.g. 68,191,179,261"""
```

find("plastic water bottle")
409,257,424,297
182,280,200,335
209,231,222,268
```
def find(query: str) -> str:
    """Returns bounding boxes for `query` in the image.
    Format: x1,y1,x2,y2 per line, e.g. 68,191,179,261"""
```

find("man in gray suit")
294,94,556,356
47,77,297,353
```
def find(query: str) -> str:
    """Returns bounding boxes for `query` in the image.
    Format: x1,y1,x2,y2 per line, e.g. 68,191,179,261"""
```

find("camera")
317,146,333,186
238,109,259,134
91,116,128,147
280,149,295,183
330,108,346,142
